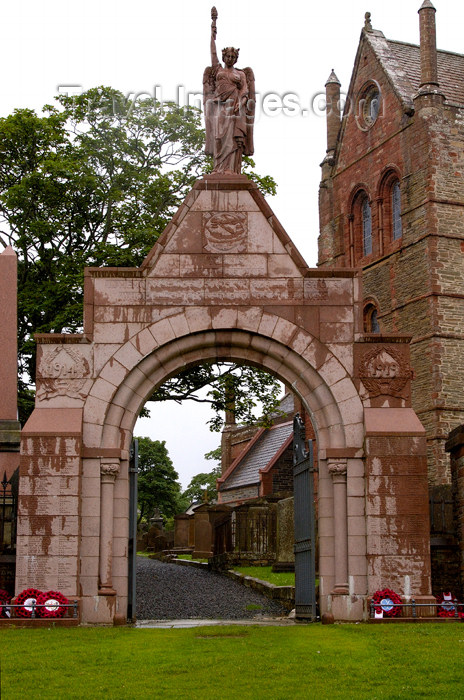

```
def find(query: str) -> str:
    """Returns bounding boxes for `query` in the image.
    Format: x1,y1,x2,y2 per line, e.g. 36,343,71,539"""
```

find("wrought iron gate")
128,439,138,621
293,414,317,620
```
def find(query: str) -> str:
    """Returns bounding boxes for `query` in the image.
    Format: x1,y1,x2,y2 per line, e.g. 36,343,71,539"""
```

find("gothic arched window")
362,196,372,256
350,188,374,262
391,180,402,240
364,303,380,333
379,170,403,247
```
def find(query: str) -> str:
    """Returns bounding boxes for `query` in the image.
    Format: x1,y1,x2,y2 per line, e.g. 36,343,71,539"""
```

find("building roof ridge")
387,37,464,59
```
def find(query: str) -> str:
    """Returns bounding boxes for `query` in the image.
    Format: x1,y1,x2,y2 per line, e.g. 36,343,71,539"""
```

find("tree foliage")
181,446,222,504
136,436,183,524
0,87,279,424
182,467,222,504
153,363,283,432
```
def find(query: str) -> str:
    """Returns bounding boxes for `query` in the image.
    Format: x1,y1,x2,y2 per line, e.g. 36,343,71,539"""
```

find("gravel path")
136,557,289,620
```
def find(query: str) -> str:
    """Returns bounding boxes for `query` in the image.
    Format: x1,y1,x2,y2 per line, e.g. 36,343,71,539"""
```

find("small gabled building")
217,419,294,505
319,2,464,485
217,393,317,507
217,393,296,506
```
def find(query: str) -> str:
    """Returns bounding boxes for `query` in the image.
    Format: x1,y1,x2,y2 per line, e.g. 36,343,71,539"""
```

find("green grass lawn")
1,624,464,699
231,565,295,586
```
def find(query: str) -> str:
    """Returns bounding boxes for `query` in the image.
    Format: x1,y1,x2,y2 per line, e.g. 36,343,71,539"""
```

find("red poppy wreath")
36,590,69,618
15,588,43,618
436,592,457,618
371,588,402,618
0,588,11,618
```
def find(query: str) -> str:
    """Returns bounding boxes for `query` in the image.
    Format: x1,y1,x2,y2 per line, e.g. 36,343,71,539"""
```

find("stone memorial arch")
17,175,432,623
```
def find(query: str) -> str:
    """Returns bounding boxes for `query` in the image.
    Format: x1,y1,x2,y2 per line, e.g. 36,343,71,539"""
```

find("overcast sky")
3,1,463,488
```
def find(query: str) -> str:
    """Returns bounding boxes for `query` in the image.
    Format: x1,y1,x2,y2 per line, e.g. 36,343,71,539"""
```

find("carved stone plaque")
203,212,247,253
37,346,91,400
359,346,410,398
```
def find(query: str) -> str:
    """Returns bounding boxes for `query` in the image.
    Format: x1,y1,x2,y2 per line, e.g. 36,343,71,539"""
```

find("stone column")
328,459,349,594
415,1,444,106
348,214,355,267
377,197,384,258
418,0,439,89
0,247,21,482
325,70,341,158
0,247,18,422
99,458,120,595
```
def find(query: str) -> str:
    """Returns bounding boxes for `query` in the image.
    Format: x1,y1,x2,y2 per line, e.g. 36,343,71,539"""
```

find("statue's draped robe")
204,65,254,174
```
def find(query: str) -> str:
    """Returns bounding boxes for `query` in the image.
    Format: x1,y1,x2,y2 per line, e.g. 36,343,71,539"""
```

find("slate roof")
387,40,464,106
343,29,464,133
221,420,293,489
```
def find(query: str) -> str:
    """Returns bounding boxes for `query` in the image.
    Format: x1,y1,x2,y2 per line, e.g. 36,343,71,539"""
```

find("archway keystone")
17,175,432,623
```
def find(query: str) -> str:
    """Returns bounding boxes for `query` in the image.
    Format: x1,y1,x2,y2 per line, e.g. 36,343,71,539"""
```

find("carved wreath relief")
359,346,410,398
203,212,247,253
37,347,91,400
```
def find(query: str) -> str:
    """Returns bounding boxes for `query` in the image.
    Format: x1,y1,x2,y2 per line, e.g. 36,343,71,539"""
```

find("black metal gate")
293,414,317,620
127,439,138,621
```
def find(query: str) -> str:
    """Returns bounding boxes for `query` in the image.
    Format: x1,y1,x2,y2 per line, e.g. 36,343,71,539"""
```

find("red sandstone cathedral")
319,1,464,487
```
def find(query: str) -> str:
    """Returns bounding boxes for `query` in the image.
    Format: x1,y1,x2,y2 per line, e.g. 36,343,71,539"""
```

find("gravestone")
273,497,295,572
174,514,191,550
192,505,213,559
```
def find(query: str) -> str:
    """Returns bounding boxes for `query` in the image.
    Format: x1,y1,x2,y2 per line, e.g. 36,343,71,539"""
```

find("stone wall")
270,446,293,494
16,409,82,599
445,426,464,599
220,485,259,504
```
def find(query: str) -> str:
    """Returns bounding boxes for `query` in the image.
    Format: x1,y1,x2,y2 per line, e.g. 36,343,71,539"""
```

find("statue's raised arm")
203,6,255,175
210,6,219,67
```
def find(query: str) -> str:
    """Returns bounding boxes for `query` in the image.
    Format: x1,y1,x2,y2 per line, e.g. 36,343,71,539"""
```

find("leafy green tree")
0,87,279,424
182,466,222,504
136,436,183,524
181,445,222,504
154,363,283,432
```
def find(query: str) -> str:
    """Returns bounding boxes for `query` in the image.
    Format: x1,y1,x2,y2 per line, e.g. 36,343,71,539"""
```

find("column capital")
328,459,347,481
100,458,120,481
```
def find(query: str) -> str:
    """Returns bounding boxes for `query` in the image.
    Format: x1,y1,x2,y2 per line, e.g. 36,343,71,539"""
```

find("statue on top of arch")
203,7,255,175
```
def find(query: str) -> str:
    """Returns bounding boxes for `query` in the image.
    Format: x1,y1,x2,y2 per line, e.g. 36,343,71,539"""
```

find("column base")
329,593,364,621
98,586,117,596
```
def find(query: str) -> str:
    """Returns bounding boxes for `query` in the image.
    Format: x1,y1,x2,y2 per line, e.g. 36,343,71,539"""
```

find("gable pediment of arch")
141,177,307,300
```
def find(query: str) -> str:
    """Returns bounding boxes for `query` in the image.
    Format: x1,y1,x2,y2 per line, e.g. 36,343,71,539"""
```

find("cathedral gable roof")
334,27,464,170
342,29,464,123
387,40,464,107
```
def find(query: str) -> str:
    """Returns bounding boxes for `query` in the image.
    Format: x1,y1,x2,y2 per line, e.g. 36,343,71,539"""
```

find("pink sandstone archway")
17,175,432,623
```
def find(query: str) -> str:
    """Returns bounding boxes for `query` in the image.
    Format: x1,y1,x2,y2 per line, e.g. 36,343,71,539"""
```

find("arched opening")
80,323,363,623
130,372,315,621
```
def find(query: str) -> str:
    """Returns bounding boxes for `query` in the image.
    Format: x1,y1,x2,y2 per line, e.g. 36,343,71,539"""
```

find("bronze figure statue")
203,7,255,174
